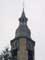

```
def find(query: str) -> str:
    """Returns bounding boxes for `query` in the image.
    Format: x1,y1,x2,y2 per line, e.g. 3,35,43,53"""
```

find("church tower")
10,9,35,60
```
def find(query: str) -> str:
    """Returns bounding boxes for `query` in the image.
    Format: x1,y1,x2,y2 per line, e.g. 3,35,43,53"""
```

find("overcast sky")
0,0,45,60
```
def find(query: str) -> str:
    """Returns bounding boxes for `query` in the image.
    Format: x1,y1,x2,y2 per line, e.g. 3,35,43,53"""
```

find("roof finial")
23,0,24,11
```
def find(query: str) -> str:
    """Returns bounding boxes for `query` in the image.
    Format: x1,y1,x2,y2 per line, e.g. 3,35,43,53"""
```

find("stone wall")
17,38,28,60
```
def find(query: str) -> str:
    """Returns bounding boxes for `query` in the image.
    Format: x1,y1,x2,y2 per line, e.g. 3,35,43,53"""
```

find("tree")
2,48,12,60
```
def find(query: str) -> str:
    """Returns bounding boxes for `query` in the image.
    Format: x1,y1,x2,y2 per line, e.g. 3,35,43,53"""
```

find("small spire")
19,0,28,23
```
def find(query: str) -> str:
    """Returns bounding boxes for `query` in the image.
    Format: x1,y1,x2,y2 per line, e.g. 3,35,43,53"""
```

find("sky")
0,0,45,60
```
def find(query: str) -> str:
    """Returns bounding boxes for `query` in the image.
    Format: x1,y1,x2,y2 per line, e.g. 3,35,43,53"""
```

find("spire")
19,0,28,24
15,1,31,38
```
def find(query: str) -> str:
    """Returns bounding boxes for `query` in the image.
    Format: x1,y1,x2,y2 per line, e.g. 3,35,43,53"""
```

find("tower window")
28,50,33,60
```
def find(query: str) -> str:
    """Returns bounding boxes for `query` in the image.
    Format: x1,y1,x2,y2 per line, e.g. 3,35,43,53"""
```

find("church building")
10,8,35,60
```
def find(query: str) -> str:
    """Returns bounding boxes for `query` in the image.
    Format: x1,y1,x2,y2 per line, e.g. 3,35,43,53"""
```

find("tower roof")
15,9,31,38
